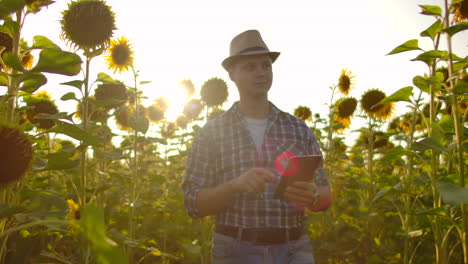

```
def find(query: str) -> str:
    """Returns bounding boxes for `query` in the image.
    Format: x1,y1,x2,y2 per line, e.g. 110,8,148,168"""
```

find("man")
183,29,332,264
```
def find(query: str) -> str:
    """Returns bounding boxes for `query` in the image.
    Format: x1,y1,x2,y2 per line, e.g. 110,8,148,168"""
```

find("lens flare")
274,152,298,177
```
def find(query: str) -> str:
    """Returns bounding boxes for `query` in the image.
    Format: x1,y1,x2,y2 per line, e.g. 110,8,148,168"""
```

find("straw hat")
222,30,280,71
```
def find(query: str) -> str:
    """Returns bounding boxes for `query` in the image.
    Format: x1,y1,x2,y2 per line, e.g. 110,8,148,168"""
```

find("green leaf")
49,123,101,146
19,72,47,93
412,50,447,64
454,79,468,94
0,72,7,86
32,49,82,76
80,204,129,264
382,146,412,162
2,52,24,71
372,184,402,203
0,204,27,218
97,72,117,83
129,116,149,134
40,152,79,171
414,208,446,216
443,22,468,37
419,5,442,16
0,0,26,19
31,35,61,50
387,39,421,55
420,19,443,40
140,81,151,85
61,92,78,101
411,137,445,152
0,20,20,38
378,86,413,105
61,80,83,90
439,114,455,133
413,75,430,93
438,182,468,204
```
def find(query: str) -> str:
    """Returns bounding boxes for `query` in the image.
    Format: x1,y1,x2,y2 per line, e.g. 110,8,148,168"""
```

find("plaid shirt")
183,102,328,229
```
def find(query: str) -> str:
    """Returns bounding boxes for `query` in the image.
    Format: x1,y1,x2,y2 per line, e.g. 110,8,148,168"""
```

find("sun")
157,83,191,121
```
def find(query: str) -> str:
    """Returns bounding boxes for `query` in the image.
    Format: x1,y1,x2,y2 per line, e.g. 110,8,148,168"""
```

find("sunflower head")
26,98,59,129
60,0,116,51
161,122,177,139
94,82,128,109
180,79,195,98
452,0,468,22
208,109,225,120
154,97,169,112
201,77,228,107
0,125,33,184
358,130,389,149
387,117,401,133
183,99,203,120
360,89,394,120
75,97,108,122
0,32,13,54
146,104,165,123
66,199,80,220
293,106,312,122
115,105,145,131
105,36,134,74
175,115,189,129
338,68,355,95
399,112,424,134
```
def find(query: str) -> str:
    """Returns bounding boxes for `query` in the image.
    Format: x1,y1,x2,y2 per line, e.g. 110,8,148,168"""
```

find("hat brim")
222,51,280,71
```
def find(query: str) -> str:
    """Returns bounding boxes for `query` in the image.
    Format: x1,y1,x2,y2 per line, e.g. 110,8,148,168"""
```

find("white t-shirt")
244,117,268,153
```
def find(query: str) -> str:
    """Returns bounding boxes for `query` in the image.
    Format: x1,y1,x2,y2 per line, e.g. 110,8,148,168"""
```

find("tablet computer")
273,154,322,199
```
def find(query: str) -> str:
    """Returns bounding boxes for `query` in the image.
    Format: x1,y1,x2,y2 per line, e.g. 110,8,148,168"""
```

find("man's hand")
229,168,275,193
283,181,318,209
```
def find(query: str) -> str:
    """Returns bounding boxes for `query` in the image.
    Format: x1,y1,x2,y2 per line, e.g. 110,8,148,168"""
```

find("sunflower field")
0,0,467,264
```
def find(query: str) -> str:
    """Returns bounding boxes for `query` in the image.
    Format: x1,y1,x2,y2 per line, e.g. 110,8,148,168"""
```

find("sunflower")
21,51,34,70
105,36,134,74
66,199,80,220
293,106,312,122
0,125,33,184
208,109,225,120
422,102,442,118
338,68,355,95
387,117,401,133
146,104,165,123
175,115,189,129
115,105,146,131
26,98,58,129
161,122,177,139
183,99,203,120
359,130,389,149
60,0,116,51
453,0,468,22
0,32,13,54
360,89,394,120
94,82,128,109
154,97,169,112
180,79,195,98
333,97,357,131
201,77,228,107
399,112,424,134
75,97,108,122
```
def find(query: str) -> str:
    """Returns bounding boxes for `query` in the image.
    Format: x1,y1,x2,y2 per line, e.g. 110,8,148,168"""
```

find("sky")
9,0,468,141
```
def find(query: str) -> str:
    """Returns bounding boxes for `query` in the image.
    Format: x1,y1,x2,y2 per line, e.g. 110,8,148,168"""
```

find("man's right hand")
229,168,275,193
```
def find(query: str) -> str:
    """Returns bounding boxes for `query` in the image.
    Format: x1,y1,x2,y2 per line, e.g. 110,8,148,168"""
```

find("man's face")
229,54,273,100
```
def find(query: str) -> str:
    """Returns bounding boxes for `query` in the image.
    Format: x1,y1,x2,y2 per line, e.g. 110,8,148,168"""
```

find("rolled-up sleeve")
182,126,215,218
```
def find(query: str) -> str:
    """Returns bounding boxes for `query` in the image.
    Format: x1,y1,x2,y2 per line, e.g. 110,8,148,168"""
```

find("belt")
214,225,304,245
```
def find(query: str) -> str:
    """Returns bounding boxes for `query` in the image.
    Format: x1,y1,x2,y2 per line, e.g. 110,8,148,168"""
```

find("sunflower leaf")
49,122,101,146
61,92,79,101
378,86,413,105
2,52,24,71
443,22,468,37
382,146,413,162
387,39,421,55
61,80,83,91
411,50,447,65
129,116,149,134
0,72,7,86
97,72,117,83
420,19,443,40
32,49,82,76
411,137,445,152
0,20,20,38
454,79,468,94
40,152,80,171
419,5,442,16
0,0,26,19
31,35,61,50
80,204,129,264
437,181,468,205
0,204,27,218
19,72,48,93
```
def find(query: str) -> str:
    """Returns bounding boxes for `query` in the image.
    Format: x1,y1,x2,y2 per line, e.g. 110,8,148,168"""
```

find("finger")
284,190,313,204
290,181,312,189
253,168,275,181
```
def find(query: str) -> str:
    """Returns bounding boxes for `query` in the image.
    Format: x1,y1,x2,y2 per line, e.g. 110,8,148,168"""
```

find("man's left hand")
283,181,318,209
